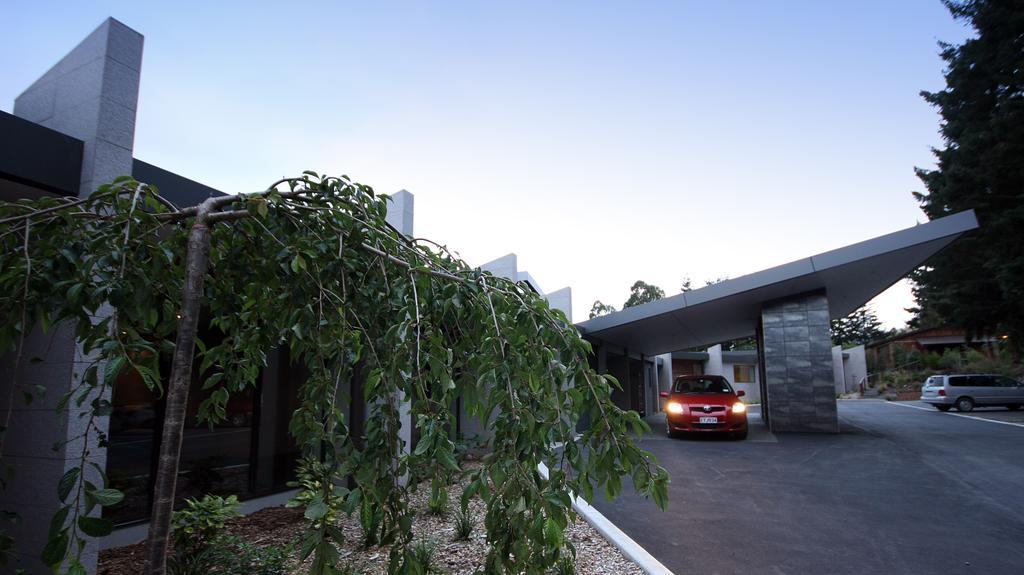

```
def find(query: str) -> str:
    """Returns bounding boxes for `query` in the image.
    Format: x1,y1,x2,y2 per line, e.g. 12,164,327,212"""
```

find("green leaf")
67,283,84,301
543,517,562,548
77,516,113,537
304,497,328,521
48,506,70,539
57,468,79,502
87,488,124,507
103,356,126,386
67,559,88,575
41,531,68,567
291,254,306,274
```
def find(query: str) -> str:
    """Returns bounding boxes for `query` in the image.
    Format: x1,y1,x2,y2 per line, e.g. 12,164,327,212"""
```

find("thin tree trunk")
144,200,215,575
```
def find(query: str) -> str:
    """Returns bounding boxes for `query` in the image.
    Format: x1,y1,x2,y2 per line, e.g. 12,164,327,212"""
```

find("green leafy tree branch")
0,173,669,575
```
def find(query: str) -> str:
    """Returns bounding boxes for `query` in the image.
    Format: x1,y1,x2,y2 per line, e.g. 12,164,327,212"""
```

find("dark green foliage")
426,486,448,517
553,553,575,575
405,540,442,575
230,541,295,575
588,300,617,319
452,507,474,541
0,174,669,574
912,0,1024,354
171,495,241,557
168,494,241,575
622,281,665,308
830,306,888,348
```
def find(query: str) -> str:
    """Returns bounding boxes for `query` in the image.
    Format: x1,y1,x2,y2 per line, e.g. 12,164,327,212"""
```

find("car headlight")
732,402,747,414
666,402,684,414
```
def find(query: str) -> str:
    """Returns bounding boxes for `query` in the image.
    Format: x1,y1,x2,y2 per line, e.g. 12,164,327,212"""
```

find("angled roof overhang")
576,210,978,356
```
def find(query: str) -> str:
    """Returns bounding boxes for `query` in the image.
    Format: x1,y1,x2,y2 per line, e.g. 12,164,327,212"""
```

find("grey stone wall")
2,18,143,574
761,291,839,433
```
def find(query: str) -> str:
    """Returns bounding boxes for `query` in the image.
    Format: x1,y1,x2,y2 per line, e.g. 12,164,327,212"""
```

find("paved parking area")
896,399,1024,425
592,400,1024,574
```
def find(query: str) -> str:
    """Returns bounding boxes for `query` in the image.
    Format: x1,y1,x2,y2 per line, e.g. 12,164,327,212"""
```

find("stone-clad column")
1,19,143,574
760,291,838,433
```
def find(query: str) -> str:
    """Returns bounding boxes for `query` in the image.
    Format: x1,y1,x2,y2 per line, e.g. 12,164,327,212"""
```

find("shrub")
938,349,962,371
921,351,942,371
171,494,240,556
168,494,241,575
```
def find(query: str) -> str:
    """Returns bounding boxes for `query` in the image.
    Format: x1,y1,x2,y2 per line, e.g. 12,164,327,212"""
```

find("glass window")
674,377,733,394
733,365,755,383
105,362,160,525
993,376,1020,388
949,376,969,387
967,375,995,387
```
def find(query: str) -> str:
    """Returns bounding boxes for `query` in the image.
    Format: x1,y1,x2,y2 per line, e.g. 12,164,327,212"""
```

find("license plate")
699,416,718,424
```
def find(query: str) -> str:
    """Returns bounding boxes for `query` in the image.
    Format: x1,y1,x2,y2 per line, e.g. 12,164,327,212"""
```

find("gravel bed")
99,466,643,574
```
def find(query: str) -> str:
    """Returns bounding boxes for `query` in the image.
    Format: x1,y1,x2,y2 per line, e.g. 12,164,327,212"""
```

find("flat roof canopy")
576,210,978,356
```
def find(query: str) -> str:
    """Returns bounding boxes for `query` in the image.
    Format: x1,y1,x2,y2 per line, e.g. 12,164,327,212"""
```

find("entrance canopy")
576,210,978,356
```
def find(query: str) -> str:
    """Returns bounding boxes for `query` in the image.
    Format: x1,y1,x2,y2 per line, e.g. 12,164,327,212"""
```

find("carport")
575,210,979,433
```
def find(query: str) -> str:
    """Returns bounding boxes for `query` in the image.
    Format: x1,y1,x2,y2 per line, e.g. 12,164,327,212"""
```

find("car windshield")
675,378,732,394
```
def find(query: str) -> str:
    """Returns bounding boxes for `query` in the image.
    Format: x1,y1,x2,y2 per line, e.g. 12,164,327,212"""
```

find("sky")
1,1,974,329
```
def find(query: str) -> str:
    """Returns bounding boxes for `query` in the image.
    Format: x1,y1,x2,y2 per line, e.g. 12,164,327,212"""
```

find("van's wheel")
956,397,975,412
935,405,952,412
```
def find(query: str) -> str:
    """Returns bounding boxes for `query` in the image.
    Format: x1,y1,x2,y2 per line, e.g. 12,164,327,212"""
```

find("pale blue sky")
2,1,972,328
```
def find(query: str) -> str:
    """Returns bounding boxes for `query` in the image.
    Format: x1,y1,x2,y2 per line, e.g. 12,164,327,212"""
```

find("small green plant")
230,540,295,575
168,494,241,575
553,553,575,575
453,507,474,541
427,484,449,517
407,539,443,574
172,494,240,554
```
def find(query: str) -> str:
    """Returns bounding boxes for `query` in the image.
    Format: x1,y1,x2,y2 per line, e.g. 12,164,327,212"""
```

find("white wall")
844,345,867,394
722,360,760,403
832,345,845,394
705,344,724,376
545,287,572,323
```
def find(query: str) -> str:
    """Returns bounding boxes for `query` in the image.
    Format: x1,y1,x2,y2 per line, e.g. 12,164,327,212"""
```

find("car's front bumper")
667,412,748,433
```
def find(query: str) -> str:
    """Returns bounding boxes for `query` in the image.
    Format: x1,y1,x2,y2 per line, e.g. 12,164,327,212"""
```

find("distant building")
865,325,1001,372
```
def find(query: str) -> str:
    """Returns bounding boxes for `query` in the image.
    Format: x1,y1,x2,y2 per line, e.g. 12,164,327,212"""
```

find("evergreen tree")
912,0,1024,353
588,300,618,318
623,280,666,308
831,306,888,348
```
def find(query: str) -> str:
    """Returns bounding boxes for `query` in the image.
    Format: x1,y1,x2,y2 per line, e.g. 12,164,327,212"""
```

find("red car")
660,375,748,439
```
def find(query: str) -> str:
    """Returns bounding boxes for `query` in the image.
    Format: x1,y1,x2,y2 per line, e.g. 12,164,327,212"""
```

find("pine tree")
912,0,1024,353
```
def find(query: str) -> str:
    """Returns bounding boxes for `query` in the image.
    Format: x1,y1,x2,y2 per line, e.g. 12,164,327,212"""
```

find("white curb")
538,463,675,575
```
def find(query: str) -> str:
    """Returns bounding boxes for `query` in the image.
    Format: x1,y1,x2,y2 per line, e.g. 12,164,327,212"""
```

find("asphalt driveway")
592,400,1024,574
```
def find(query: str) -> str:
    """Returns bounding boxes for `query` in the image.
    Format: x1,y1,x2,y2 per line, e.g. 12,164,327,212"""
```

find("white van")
920,374,1024,412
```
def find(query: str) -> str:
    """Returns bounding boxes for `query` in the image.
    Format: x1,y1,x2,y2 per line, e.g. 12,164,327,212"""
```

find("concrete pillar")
385,190,414,471
704,344,724,376
760,291,838,433
544,287,572,323
385,189,414,237
1,19,143,574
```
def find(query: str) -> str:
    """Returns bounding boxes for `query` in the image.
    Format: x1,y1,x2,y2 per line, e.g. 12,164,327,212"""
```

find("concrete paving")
592,400,1024,574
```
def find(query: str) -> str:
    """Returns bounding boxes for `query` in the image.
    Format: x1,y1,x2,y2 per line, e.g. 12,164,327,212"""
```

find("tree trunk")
144,201,215,575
